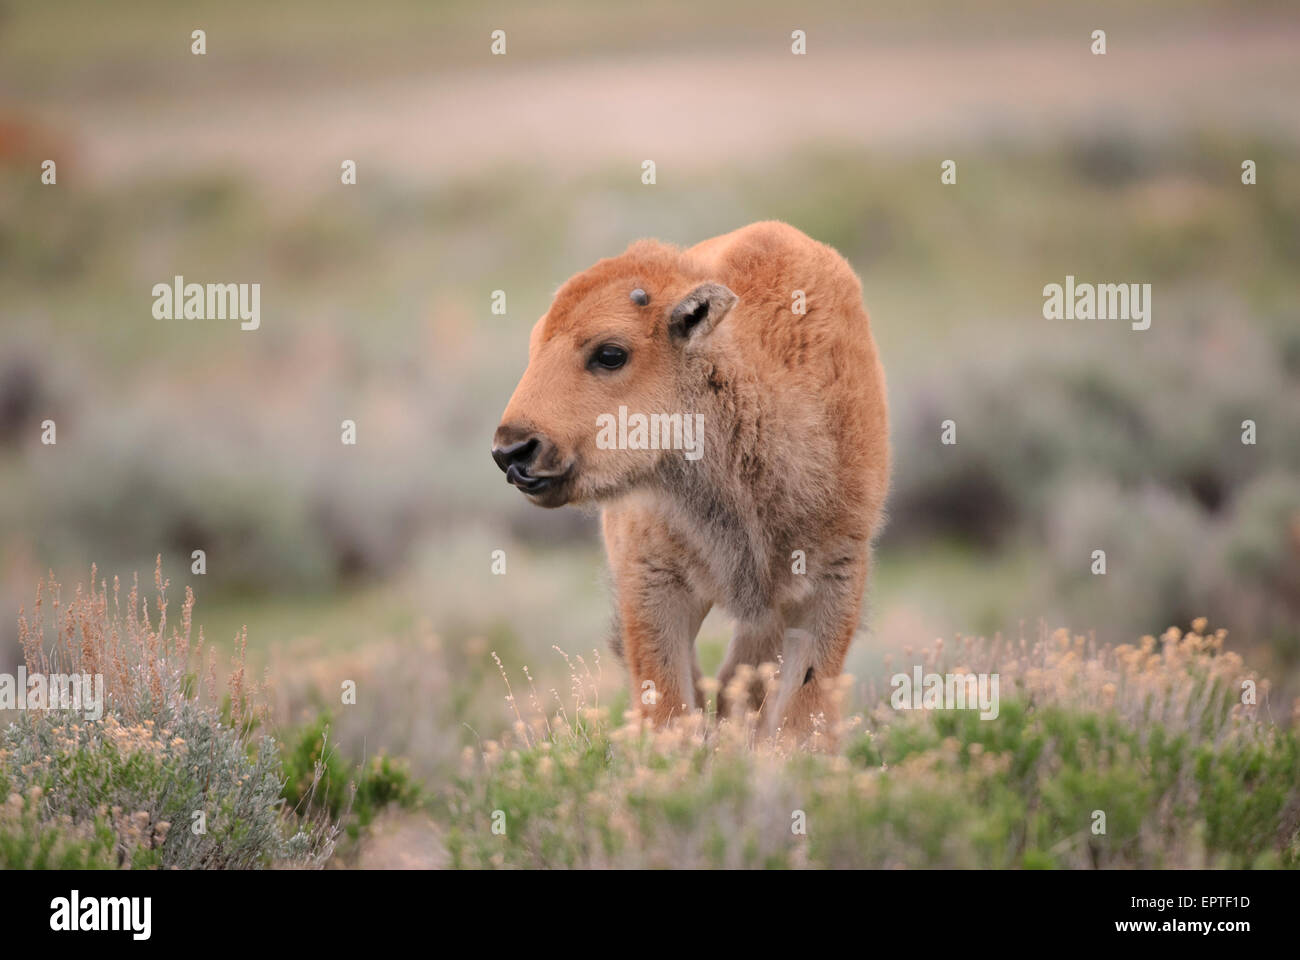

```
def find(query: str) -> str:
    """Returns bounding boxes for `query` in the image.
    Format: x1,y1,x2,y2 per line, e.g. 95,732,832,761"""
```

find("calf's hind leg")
762,552,870,746
715,614,784,719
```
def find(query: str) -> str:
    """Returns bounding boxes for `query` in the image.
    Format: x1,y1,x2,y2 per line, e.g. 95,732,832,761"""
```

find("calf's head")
492,241,736,507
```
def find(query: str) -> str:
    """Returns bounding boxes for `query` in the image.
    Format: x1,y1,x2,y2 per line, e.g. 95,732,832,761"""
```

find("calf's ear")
668,283,737,340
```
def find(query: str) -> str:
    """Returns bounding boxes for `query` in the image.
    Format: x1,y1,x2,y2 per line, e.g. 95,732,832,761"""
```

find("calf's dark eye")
591,344,628,370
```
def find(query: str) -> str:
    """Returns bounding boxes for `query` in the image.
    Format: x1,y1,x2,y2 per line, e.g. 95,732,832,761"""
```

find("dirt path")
354,810,448,869
31,23,1300,192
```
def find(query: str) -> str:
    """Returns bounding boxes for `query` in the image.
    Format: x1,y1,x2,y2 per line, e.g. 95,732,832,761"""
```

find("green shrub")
279,712,422,838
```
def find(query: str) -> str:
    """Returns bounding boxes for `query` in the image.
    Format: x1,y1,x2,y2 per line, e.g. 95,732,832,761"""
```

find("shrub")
279,712,421,838
0,788,118,869
1,561,337,868
886,325,1300,667
1044,471,1300,668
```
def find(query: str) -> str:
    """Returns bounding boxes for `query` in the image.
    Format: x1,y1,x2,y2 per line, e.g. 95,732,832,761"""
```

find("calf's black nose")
492,436,539,474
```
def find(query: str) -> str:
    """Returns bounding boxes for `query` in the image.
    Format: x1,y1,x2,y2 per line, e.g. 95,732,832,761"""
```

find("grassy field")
2,1,1298,867
448,622,1299,869
4,567,1296,868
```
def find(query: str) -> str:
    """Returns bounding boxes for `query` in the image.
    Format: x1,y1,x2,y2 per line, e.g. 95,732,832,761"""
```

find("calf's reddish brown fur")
494,221,889,744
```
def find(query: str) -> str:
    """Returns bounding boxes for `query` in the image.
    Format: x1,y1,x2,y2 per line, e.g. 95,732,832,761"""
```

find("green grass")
443,621,1300,869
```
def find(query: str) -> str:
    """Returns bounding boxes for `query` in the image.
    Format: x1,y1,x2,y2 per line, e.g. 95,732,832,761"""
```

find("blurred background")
2,0,1298,784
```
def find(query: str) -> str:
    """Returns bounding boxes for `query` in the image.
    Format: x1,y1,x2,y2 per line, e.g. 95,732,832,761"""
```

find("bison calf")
493,221,889,743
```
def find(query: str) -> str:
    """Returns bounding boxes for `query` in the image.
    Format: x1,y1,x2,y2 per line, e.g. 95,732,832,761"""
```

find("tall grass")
444,620,1300,868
